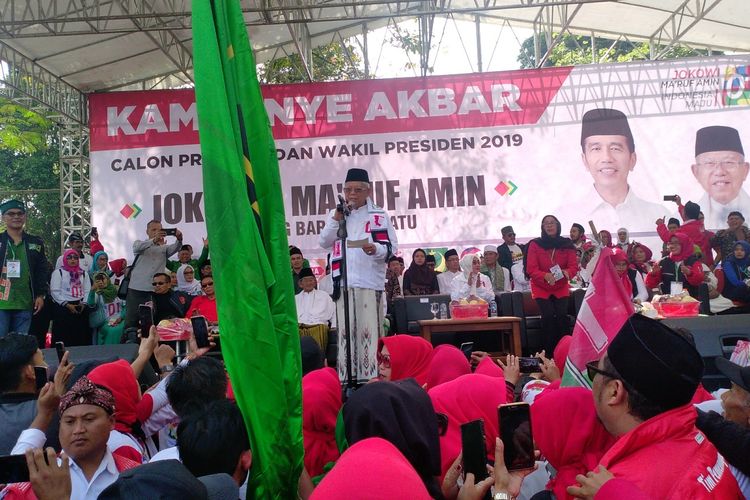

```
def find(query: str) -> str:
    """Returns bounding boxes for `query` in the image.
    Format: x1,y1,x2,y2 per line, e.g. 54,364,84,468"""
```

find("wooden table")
417,316,522,355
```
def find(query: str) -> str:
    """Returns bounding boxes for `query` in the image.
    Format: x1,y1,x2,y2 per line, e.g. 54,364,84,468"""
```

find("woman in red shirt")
525,215,578,354
185,275,218,323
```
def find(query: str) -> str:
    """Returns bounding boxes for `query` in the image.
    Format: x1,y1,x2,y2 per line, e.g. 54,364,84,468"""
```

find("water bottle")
439,303,448,320
489,299,498,317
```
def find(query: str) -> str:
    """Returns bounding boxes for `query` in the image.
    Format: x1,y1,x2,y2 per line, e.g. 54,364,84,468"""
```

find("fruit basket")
449,302,489,320
652,301,700,318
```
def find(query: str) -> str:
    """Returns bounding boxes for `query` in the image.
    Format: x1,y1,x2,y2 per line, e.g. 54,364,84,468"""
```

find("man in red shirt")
581,315,739,498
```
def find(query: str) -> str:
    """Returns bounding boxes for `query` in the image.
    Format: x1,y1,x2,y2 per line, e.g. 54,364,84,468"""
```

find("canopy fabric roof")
0,0,748,94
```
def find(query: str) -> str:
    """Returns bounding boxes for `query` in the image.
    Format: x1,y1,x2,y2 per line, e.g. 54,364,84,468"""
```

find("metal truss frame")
0,41,90,249
58,123,91,249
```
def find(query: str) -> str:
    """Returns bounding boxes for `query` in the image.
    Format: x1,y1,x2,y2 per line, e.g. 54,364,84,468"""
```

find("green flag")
192,0,303,497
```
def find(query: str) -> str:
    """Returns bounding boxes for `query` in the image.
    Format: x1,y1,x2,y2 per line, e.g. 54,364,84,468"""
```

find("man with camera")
124,220,182,329
319,168,398,385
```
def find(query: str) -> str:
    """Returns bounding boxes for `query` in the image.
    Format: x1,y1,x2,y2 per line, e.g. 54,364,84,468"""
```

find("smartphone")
518,357,542,373
163,228,177,236
0,454,31,483
90,226,98,238
460,419,489,486
191,315,210,349
663,195,678,202
138,304,154,337
34,366,48,392
55,341,66,363
459,342,474,360
498,402,535,471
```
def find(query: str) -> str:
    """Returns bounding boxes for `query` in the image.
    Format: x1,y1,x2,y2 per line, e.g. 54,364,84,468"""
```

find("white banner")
90,55,750,273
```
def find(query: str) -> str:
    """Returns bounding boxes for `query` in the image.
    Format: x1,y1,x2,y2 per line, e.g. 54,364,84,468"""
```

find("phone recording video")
190,315,210,349
460,419,489,489
459,342,474,361
34,366,48,392
663,195,678,202
0,454,31,484
163,228,178,236
498,402,535,471
55,341,66,363
138,304,154,337
518,357,542,373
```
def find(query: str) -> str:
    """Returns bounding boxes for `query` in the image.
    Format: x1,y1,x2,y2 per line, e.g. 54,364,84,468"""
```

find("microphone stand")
337,204,357,401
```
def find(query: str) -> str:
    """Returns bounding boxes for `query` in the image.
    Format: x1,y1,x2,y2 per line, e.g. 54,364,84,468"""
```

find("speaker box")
42,344,159,390
663,315,750,392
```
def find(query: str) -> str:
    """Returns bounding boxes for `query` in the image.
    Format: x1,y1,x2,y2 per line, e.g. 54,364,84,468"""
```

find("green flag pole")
192,0,303,497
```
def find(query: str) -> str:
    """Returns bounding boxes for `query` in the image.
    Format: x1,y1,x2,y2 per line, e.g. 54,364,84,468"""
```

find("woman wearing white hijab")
450,253,495,302
176,264,203,296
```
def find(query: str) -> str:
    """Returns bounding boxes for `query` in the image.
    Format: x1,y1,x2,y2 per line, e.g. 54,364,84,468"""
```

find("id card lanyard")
6,243,21,279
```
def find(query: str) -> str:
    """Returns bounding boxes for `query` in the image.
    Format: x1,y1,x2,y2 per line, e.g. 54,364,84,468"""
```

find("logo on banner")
120,203,142,219
723,65,750,106
495,180,518,196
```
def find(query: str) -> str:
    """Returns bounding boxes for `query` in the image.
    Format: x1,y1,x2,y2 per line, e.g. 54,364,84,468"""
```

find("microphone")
337,194,351,216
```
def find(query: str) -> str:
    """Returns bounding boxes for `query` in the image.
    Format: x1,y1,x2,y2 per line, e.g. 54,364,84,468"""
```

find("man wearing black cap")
0,200,49,337
566,108,668,231
437,249,461,294
319,168,398,384
585,315,739,497
692,125,750,230
295,267,335,350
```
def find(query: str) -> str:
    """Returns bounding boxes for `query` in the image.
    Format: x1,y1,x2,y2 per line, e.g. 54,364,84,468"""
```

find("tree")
258,41,365,84
517,34,719,69
0,98,61,261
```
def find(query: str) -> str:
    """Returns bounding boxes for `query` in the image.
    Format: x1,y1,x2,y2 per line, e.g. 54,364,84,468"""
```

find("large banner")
90,55,750,266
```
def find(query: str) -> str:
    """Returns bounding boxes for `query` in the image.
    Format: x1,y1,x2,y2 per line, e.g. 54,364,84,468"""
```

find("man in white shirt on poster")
437,249,461,294
691,125,750,230
567,108,668,231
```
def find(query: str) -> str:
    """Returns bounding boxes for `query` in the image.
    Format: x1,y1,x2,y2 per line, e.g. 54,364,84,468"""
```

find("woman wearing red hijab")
425,344,470,389
531,387,617,500
645,232,704,299
311,438,431,500
87,349,172,462
612,248,648,303
598,230,613,248
377,335,433,385
302,367,342,477
428,373,507,479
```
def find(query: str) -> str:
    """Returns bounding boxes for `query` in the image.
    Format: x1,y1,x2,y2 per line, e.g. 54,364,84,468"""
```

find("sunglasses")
66,255,79,260
152,281,169,286
376,352,391,368
4,211,25,218
202,281,214,287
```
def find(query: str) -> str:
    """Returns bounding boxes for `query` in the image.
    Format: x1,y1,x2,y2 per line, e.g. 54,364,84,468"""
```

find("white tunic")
437,270,461,294
697,189,750,231
562,184,670,232
295,289,335,325
450,273,495,302
318,199,398,291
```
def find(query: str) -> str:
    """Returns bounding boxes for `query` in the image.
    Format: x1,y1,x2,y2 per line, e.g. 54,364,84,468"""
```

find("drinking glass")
430,302,440,320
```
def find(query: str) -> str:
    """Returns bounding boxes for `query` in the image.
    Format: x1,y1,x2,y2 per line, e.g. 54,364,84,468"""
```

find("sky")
357,18,534,79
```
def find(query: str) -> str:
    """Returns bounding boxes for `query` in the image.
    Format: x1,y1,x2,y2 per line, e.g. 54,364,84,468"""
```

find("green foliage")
259,41,365,84
387,28,433,74
517,34,719,69
0,102,61,261
0,98,53,153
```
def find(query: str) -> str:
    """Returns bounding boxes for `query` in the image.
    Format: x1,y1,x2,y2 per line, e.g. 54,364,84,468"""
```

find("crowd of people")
3,128,750,498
